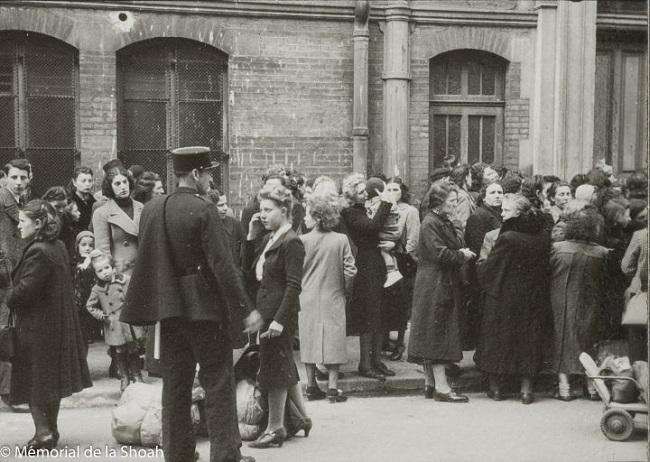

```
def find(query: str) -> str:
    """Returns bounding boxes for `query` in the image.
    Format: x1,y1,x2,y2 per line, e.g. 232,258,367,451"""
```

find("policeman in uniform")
122,147,262,462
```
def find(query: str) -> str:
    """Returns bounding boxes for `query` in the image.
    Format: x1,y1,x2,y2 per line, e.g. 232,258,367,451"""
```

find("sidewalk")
1,331,558,410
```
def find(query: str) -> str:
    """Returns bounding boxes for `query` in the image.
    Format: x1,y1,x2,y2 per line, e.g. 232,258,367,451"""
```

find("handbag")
0,309,15,362
394,241,417,278
162,197,217,317
621,291,648,326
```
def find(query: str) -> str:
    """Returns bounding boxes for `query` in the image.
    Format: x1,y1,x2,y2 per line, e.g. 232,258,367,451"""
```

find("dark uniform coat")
474,213,551,376
550,240,609,374
407,211,466,363
8,239,91,405
121,187,253,327
0,187,26,269
340,201,391,335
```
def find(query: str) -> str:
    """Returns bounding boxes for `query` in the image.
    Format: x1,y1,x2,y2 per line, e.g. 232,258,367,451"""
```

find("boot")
128,354,144,384
116,352,130,392
27,405,56,450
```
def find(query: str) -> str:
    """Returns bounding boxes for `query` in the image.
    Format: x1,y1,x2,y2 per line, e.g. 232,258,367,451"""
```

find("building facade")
0,0,646,205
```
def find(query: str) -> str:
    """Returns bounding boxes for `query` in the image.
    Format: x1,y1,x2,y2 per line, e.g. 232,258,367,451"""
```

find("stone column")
531,0,597,179
353,0,370,174
382,0,410,178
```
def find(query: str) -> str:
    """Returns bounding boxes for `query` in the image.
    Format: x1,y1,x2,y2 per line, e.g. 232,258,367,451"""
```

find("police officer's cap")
171,146,220,171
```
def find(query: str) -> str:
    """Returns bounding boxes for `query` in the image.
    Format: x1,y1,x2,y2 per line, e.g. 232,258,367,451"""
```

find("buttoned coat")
407,211,466,363
0,187,26,269
86,273,144,346
242,229,304,334
121,188,253,328
299,229,356,364
8,239,91,405
92,199,143,275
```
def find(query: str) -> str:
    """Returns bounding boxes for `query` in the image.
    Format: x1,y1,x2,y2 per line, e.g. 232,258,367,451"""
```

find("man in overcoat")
0,158,32,411
121,147,262,462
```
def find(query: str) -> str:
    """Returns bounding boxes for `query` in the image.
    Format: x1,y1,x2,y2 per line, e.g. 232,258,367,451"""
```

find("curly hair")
469,162,489,193
20,199,60,242
342,173,366,204
307,194,340,232
3,158,32,177
602,197,629,228
312,176,338,196
565,208,604,242
502,193,531,216
132,171,160,204
626,171,648,199
101,166,135,200
258,184,293,216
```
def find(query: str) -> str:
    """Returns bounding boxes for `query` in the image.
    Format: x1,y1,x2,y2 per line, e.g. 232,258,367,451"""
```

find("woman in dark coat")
9,199,91,449
475,193,551,405
550,208,608,400
408,183,475,402
340,173,392,380
462,182,503,350
243,184,309,448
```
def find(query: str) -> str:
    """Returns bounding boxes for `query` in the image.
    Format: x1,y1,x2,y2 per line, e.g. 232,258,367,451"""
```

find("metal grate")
117,38,228,192
0,32,77,196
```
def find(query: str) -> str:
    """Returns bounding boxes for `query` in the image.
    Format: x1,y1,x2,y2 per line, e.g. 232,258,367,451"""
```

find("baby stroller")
579,352,648,441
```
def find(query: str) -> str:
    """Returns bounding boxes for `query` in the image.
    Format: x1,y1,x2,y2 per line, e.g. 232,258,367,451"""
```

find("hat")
102,159,124,174
171,146,220,172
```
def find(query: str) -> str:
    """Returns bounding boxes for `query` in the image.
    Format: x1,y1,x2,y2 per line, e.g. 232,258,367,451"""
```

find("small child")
86,249,144,392
72,231,100,346
365,177,403,288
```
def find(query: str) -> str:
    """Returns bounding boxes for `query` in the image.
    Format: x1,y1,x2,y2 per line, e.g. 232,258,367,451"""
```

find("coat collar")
97,272,127,288
0,187,20,222
106,199,142,236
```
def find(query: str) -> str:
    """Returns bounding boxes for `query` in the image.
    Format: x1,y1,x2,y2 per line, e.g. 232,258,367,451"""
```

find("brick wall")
503,62,529,172
367,22,384,176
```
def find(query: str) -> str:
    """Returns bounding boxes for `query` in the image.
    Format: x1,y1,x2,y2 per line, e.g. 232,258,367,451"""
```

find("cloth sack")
236,379,265,426
622,291,648,326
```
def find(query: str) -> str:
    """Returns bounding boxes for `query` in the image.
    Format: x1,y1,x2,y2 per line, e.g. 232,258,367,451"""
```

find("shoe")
194,451,200,461
389,345,405,361
487,389,504,401
424,386,434,399
294,417,312,437
520,393,535,405
433,390,469,403
25,433,57,451
240,457,255,462
315,369,344,381
374,362,396,377
305,385,326,401
384,270,403,288
358,367,386,381
587,392,600,401
553,391,577,402
327,389,348,403
248,427,287,448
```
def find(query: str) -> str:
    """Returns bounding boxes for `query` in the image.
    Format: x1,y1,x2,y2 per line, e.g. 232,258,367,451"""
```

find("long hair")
101,166,135,200
386,176,412,204
21,199,60,242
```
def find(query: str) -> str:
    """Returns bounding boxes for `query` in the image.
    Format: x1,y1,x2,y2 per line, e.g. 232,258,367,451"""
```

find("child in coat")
72,231,100,346
86,249,144,392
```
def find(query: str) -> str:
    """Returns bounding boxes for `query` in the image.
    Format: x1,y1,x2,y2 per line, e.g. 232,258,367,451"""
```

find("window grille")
429,50,506,169
117,39,228,193
0,32,78,196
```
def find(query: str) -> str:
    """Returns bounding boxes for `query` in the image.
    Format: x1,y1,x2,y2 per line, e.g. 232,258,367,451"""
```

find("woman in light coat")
91,166,142,276
299,194,356,403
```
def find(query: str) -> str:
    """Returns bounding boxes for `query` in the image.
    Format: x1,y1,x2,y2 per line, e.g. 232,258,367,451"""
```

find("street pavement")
0,394,647,462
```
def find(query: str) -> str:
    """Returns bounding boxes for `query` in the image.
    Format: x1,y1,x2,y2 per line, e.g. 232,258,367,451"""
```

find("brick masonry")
0,4,536,208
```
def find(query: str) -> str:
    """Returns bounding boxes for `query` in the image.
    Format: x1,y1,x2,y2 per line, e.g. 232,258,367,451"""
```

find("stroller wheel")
600,409,635,441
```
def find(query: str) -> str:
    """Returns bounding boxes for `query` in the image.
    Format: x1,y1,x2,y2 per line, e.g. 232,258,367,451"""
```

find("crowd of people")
0,152,647,459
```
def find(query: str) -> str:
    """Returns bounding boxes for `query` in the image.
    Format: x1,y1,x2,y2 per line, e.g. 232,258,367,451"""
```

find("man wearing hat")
122,147,262,462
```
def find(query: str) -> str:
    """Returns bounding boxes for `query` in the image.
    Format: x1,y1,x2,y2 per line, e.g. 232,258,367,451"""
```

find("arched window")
0,32,78,195
429,50,506,169
117,38,228,190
